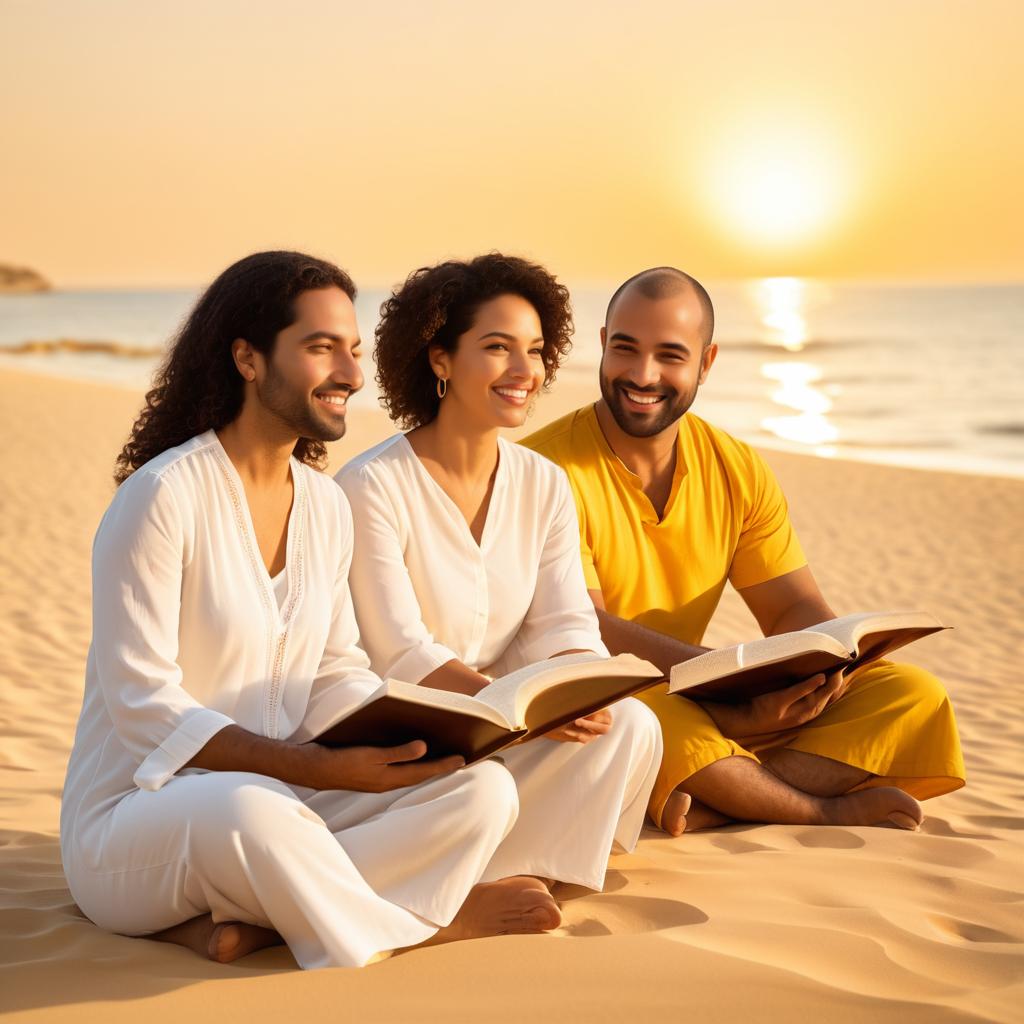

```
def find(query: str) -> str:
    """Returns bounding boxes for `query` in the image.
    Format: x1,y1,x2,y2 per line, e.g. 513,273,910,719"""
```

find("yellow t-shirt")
521,405,807,645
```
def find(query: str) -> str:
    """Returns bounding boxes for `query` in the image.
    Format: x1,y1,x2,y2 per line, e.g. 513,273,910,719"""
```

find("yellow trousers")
637,661,966,827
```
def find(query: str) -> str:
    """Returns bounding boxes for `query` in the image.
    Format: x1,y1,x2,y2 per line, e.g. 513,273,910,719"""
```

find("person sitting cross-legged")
60,251,561,971
522,266,965,838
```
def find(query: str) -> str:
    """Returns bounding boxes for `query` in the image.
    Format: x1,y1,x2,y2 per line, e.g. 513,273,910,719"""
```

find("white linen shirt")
336,434,608,683
61,431,381,861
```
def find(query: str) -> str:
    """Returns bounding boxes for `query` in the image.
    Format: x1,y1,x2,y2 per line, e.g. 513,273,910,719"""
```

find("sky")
1,0,1022,288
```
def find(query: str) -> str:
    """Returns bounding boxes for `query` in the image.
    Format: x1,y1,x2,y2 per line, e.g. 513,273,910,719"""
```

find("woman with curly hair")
60,250,559,970
338,254,664,911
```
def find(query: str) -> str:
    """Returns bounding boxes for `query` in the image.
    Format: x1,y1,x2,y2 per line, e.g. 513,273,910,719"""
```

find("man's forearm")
595,607,708,676
595,608,751,737
185,723,325,787
762,596,836,637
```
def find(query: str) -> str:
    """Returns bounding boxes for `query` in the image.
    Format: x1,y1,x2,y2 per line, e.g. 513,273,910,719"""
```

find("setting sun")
702,118,850,249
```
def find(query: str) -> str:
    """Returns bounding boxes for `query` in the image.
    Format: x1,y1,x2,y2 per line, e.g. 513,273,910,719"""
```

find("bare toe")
500,897,562,934
887,810,922,831
208,922,282,963
429,876,561,945
828,786,923,829
499,880,562,932
661,790,692,836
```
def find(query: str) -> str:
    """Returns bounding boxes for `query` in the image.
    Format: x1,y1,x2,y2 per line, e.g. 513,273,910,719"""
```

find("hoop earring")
436,377,447,399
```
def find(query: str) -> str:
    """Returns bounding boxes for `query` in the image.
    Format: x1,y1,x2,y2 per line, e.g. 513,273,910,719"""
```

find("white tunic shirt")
61,431,382,857
337,433,608,682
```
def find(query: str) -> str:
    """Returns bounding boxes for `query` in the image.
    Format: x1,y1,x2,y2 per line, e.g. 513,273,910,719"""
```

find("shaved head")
605,267,714,347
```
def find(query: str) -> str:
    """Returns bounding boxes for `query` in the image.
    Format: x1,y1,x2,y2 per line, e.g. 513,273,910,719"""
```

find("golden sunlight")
702,118,848,248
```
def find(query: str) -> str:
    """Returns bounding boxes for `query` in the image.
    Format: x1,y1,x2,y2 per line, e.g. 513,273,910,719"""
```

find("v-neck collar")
398,432,506,550
205,430,306,629
585,404,689,526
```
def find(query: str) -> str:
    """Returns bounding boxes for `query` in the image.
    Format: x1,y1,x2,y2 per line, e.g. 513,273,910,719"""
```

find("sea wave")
1,338,164,358
975,422,1024,437
719,337,871,353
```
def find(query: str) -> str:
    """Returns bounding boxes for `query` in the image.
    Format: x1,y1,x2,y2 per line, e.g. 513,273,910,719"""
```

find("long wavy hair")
114,251,356,484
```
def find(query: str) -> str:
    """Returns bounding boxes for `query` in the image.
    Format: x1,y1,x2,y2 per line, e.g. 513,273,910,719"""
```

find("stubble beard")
598,371,698,439
259,362,348,443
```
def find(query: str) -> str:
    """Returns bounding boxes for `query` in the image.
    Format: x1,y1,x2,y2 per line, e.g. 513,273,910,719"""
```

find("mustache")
313,383,356,398
614,381,675,398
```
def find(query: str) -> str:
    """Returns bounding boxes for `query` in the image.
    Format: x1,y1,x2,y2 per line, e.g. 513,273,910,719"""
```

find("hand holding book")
667,610,947,703
700,669,850,738
541,707,614,744
312,611,947,763
314,653,665,764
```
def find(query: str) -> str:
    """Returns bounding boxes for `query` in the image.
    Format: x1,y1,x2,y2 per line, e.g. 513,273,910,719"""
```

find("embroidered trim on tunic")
211,445,308,738
268,475,307,736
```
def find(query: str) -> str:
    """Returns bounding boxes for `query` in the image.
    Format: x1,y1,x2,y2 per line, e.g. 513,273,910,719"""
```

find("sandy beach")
1,364,1022,1023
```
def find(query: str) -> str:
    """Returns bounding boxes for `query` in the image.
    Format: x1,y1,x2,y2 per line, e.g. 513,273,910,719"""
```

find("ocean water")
1,280,1022,478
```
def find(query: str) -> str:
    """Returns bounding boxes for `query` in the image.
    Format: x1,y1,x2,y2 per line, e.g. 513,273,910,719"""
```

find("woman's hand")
542,708,614,745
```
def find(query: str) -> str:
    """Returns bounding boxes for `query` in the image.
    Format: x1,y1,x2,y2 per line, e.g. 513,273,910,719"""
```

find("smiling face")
430,293,546,432
599,288,717,439
251,286,364,441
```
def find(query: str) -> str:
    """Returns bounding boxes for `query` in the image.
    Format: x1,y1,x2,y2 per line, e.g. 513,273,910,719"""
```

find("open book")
669,610,947,703
315,652,664,764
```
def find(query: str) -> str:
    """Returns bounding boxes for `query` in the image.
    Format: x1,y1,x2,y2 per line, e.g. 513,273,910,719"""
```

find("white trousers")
64,699,660,969
63,759,519,970
483,697,662,890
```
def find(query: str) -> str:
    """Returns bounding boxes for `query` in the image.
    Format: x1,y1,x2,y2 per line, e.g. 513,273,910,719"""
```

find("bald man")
522,268,964,837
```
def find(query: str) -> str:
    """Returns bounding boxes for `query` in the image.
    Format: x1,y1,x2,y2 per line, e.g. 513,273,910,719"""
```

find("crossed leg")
667,750,921,832
154,873,562,964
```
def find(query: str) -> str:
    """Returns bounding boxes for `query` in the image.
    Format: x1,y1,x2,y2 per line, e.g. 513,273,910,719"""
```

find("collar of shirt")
582,404,690,527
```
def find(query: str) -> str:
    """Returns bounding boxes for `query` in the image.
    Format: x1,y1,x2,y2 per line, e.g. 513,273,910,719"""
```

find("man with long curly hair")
61,251,563,970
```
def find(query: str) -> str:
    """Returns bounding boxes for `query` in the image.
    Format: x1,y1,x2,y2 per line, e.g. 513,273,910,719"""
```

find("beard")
258,362,349,443
598,371,698,438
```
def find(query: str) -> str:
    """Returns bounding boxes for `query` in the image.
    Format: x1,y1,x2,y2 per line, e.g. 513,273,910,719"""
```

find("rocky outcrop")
0,264,51,293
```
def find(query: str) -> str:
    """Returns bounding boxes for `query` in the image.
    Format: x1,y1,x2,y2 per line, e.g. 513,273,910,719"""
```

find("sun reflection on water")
754,279,838,453
754,277,808,351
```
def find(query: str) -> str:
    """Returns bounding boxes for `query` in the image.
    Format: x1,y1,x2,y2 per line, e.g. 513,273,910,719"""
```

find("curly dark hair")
114,251,356,484
374,253,574,429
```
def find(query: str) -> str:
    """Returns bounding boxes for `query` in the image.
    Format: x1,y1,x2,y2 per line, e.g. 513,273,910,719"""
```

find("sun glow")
703,118,848,248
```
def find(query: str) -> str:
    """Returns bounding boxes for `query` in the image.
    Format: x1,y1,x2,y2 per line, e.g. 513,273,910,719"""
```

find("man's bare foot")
683,797,733,831
150,914,282,963
207,921,283,962
423,877,561,945
659,790,692,836
823,786,923,829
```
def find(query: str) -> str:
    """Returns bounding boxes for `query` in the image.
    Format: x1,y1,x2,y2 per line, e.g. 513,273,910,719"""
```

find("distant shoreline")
2,282,1020,481
0,362,1019,483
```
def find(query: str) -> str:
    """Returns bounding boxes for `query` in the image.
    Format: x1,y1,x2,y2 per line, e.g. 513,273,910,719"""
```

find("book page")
516,670,669,739
475,653,661,727
669,631,848,694
471,651,606,724
806,611,947,663
672,649,854,702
